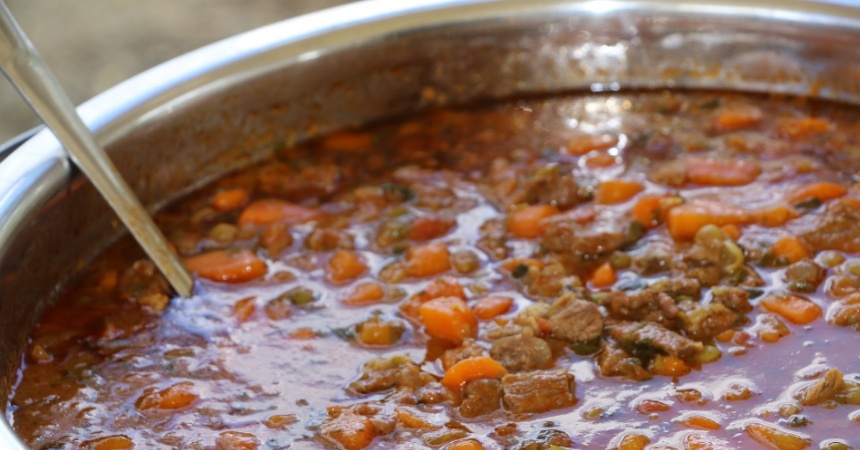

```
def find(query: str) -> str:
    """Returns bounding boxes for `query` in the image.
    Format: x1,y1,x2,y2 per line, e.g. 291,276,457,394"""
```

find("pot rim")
3,0,860,447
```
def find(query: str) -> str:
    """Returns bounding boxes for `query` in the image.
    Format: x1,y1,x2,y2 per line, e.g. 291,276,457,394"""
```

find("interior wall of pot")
4,4,860,407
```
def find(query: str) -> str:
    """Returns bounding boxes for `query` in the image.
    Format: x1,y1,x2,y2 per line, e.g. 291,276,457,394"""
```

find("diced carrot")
635,399,671,414
473,296,514,321
319,412,375,450
210,188,250,212
595,180,644,205
327,250,368,283
745,422,811,450
507,204,559,238
617,433,650,450
753,204,798,227
289,327,316,339
772,236,809,264
263,414,299,429
680,414,722,430
533,316,553,335
80,435,134,450
237,199,321,227
667,200,750,240
787,181,847,205
216,431,259,450
407,216,455,241
584,152,618,168
779,117,831,140
405,242,451,278
395,408,438,429
760,294,821,325
440,356,508,389
714,104,762,132
650,354,691,377
136,382,197,410
185,249,267,283
419,297,478,343
565,134,618,155
590,262,617,288
685,158,761,186
720,224,741,241
444,439,485,450
342,282,385,306
631,195,664,228
233,297,256,322
322,131,374,152
400,276,465,320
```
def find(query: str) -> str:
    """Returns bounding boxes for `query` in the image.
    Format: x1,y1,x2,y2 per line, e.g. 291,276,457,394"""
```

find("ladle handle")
0,2,193,297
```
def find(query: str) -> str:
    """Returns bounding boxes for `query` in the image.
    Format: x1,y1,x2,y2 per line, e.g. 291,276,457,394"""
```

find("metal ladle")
0,2,193,297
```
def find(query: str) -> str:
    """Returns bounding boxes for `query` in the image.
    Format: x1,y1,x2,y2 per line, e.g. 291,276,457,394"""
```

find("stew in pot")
6,90,860,449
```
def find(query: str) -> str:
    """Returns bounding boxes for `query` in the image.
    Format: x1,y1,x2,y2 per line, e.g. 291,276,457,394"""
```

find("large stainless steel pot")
3,0,860,447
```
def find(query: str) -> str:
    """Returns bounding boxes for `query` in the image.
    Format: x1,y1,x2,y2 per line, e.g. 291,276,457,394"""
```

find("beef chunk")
833,303,860,329
490,329,552,373
596,341,652,381
477,219,509,260
258,161,341,200
784,259,827,293
796,198,860,253
607,321,703,358
501,369,577,414
541,213,627,266
799,368,845,406
514,429,575,450
459,379,501,418
547,295,604,343
601,278,700,328
678,301,737,341
119,260,170,312
521,165,590,210
711,286,752,313
348,356,434,395
630,236,675,275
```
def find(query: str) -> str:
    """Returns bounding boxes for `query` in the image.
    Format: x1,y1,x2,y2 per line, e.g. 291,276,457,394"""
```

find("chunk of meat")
799,368,845,406
832,302,860,329
477,219,509,260
630,236,675,275
607,321,704,358
784,259,827,293
796,198,860,253
501,369,577,414
257,161,341,200
596,341,652,381
305,228,355,251
521,165,590,210
601,278,700,328
459,379,502,418
541,213,627,267
489,329,552,373
547,296,604,343
440,340,488,371
348,356,434,395
118,259,169,303
678,301,737,341
711,286,752,313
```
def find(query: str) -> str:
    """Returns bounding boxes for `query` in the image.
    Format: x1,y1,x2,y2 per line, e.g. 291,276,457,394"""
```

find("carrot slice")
565,134,618,155
440,356,508,389
680,414,722,430
473,296,514,321
667,200,750,240
80,436,134,450
760,294,821,325
210,188,250,212
753,204,798,227
136,382,197,410
419,296,478,343
772,236,809,264
631,195,664,228
233,297,256,322
779,117,831,140
595,180,644,205
237,199,321,227
408,216,455,241
327,250,368,283
746,422,811,450
787,181,847,205
319,412,375,450
714,104,762,132
185,249,267,283
590,262,617,288
685,158,761,186
343,282,385,306
444,439,485,450
507,204,559,238
720,224,741,241
405,242,451,278
650,354,691,377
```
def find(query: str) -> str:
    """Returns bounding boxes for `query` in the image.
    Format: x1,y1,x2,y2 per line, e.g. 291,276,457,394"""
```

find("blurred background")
0,0,351,144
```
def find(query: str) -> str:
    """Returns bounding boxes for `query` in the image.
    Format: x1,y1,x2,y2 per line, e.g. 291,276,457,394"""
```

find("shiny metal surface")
3,0,860,447
0,2,193,297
